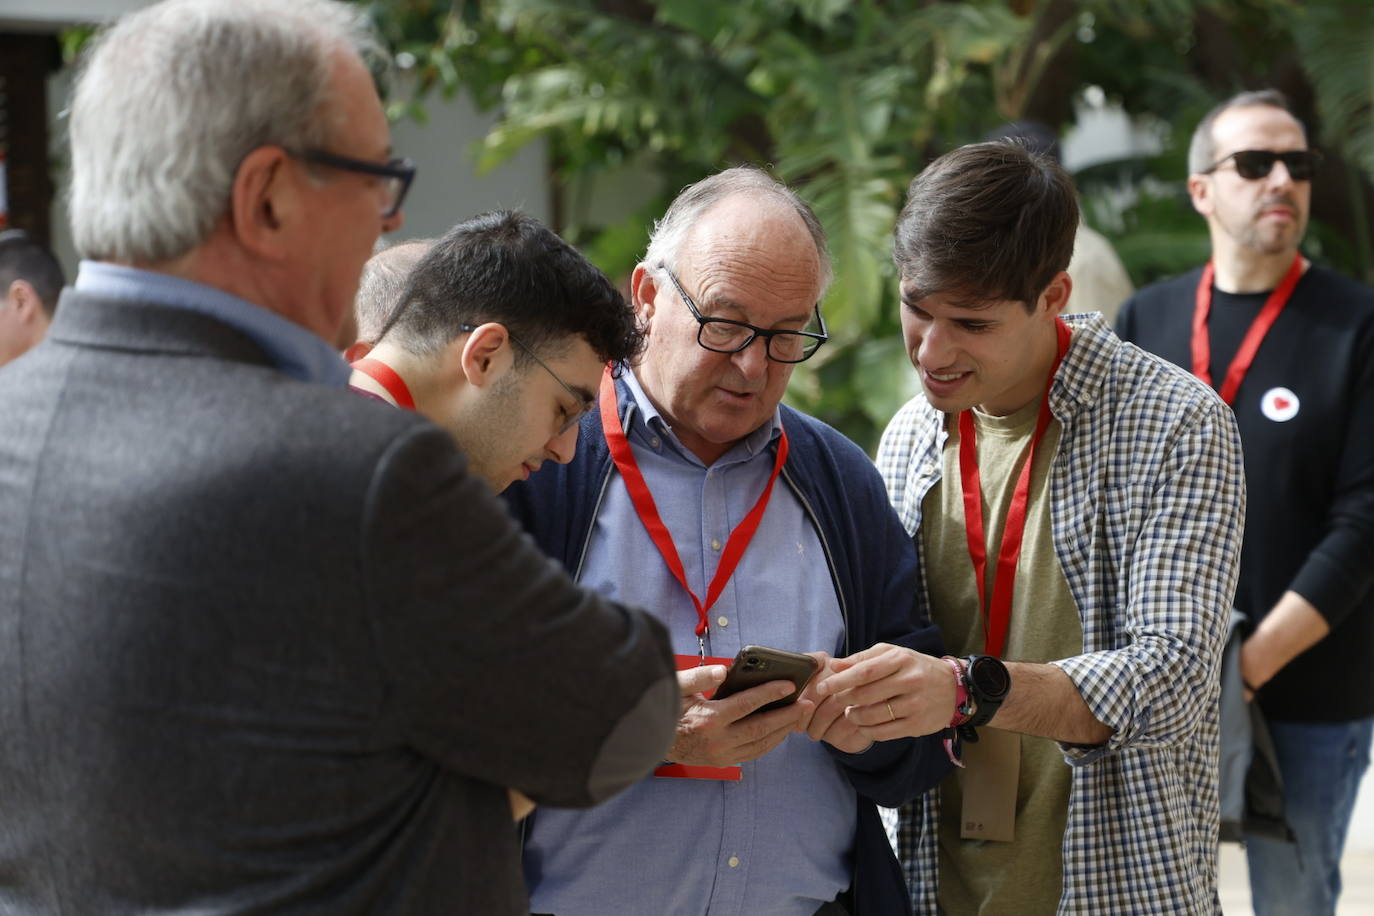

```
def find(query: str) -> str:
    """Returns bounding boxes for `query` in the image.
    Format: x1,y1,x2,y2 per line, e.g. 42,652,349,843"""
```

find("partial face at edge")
448,334,604,492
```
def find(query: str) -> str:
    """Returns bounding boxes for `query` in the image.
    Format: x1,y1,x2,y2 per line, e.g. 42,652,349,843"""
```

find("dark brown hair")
893,141,1078,310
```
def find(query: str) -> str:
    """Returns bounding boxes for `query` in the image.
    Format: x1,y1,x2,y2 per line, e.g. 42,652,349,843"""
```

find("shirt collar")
1049,312,1116,418
619,366,783,467
75,261,351,386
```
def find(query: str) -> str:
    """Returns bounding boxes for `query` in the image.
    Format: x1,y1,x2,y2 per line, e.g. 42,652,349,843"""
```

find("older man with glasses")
0,1,679,913
1118,89,1374,916
505,166,951,916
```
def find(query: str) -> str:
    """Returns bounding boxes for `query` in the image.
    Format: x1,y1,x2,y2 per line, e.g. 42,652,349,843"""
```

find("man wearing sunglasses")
1118,89,1374,916
0,1,678,913
505,166,951,916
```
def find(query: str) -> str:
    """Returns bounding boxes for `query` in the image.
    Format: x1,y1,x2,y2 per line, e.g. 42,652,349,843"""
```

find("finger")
825,670,910,711
824,642,894,674
677,664,728,697
790,697,818,734
806,696,848,742
843,700,904,730
816,712,873,754
726,728,792,764
710,678,798,722
814,648,906,697
727,715,800,762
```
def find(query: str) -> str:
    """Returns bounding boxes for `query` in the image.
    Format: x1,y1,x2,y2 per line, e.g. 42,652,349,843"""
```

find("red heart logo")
1274,397,1291,410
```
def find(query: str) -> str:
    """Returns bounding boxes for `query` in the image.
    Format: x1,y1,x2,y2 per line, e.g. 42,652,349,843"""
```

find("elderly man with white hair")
0,1,677,913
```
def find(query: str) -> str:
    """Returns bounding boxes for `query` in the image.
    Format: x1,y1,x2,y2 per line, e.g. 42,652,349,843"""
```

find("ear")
343,340,373,363
630,263,658,328
1187,173,1213,218
457,322,516,388
1038,270,1073,319
229,145,297,260
7,280,48,327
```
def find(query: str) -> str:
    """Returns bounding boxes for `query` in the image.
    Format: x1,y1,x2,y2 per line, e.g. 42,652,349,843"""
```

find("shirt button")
711,539,722,551
728,856,740,868
717,616,729,628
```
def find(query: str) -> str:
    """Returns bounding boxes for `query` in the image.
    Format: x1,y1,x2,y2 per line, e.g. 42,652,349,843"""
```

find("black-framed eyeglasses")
459,324,594,435
1204,149,1322,182
659,265,827,364
289,148,416,217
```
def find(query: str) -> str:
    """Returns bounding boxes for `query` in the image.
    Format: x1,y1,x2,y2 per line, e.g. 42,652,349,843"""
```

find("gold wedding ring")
886,701,897,723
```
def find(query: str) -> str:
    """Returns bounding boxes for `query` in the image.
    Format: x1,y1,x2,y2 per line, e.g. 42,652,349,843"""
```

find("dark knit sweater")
1117,264,1374,721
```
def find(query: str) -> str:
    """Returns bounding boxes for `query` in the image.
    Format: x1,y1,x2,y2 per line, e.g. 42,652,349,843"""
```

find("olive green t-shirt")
921,401,1083,916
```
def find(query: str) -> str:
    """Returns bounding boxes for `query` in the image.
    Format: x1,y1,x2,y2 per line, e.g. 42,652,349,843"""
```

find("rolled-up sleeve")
1053,395,1245,762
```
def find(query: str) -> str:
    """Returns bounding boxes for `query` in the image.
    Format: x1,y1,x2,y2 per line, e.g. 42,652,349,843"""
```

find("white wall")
0,0,144,31
386,90,550,242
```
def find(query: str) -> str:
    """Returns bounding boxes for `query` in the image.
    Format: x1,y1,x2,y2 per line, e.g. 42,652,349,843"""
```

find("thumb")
677,664,728,697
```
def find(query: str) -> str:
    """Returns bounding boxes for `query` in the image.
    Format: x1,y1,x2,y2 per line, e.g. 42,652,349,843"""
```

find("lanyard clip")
698,634,706,666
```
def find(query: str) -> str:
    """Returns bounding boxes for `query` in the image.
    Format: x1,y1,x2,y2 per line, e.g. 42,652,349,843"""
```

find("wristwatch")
964,654,1011,728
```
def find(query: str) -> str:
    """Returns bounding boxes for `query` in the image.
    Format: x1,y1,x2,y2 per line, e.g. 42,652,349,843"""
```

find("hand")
668,664,814,767
811,643,954,741
795,652,874,754
508,789,535,821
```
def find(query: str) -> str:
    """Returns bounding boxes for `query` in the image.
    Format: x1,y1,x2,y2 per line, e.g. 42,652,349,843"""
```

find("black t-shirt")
1117,265,1374,721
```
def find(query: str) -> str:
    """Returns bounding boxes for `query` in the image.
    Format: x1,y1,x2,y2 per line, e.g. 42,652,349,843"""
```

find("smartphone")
711,645,820,713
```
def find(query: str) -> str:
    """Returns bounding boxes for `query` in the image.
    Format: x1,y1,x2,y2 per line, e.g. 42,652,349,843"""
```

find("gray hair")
643,166,832,295
1187,89,1305,175
355,239,434,344
70,0,382,263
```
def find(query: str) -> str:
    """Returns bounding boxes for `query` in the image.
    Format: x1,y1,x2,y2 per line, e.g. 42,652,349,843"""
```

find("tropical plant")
356,0,1374,451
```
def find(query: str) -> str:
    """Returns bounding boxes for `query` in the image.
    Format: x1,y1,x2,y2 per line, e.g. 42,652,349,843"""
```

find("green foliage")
358,0,1374,452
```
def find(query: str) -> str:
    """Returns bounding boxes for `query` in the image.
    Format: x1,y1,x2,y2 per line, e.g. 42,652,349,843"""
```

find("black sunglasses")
290,148,416,217
1204,149,1322,182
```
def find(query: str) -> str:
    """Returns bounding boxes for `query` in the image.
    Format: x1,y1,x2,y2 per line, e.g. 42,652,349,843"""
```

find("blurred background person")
1117,89,1374,916
343,236,432,361
0,229,64,367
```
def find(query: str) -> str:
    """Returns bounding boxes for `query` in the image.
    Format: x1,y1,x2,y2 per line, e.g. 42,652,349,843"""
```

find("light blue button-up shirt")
525,369,855,916
74,261,351,386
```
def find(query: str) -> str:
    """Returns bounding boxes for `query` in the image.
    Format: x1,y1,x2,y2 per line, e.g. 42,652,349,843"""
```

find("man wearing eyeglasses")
1117,90,1374,916
346,210,634,495
0,1,678,913
505,166,951,916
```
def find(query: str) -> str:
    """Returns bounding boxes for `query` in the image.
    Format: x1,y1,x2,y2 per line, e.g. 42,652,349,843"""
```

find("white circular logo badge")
1260,386,1300,422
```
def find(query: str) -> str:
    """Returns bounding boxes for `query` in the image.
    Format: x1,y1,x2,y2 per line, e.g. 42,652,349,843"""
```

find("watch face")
970,656,1010,698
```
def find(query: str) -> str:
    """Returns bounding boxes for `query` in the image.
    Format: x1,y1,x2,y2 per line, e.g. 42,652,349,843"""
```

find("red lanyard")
599,368,788,659
1191,253,1303,406
350,358,416,410
958,318,1071,658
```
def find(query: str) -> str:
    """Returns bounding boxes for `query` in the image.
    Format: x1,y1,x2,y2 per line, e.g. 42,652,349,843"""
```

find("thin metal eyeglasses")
459,324,594,435
1204,149,1321,182
289,148,416,218
659,264,827,364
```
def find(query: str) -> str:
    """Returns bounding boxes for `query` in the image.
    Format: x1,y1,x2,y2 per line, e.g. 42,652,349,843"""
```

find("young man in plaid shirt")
811,141,1246,914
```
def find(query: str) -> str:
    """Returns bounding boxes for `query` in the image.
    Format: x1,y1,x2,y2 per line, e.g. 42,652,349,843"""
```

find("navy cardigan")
505,387,950,915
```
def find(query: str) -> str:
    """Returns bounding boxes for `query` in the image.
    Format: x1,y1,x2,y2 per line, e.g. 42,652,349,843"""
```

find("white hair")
70,0,382,263
643,166,833,295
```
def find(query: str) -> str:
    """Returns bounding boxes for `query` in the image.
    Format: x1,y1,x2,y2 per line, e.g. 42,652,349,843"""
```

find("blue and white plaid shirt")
876,314,1245,915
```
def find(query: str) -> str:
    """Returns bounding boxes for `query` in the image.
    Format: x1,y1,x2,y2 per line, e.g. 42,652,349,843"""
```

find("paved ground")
1219,766,1374,914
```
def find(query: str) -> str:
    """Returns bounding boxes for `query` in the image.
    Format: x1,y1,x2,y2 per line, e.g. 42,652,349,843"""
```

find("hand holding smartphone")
711,645,819,714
